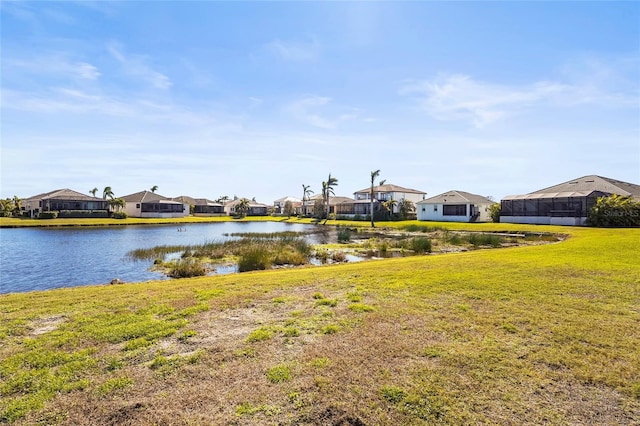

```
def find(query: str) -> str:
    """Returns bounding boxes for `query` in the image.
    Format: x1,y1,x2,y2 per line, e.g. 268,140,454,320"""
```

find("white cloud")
107,42,172,89
266,38,321,62
6,55,100,81
399,67,638,127
284,96,365,129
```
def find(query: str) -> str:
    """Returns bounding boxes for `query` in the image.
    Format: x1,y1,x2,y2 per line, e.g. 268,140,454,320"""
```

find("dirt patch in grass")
29,315,66,336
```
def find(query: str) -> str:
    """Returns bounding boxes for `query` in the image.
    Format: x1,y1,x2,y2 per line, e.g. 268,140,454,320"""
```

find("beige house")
417,191,495,222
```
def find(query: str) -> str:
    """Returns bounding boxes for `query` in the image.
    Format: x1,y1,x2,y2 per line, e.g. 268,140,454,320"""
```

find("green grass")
0,222,639,424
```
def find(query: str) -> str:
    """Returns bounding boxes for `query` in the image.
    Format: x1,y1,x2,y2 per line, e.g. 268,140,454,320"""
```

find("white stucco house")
122,190,188,218
417,191,495,222
338,184,426,216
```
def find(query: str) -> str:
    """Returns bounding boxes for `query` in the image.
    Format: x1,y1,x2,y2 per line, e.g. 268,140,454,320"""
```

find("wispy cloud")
266,38,321,62
285,96,338,129
399,64,638,127
107,42,172,89
6,55,100,81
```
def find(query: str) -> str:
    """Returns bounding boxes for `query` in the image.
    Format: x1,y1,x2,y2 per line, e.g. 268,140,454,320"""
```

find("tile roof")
503,175,640,201
25,188,104,202
418,191,494,205
122,190,176,203
354,183,426,195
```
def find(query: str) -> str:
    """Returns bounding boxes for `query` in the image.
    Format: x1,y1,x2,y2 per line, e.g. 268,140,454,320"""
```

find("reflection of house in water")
500,175,640,226
22,189,109,218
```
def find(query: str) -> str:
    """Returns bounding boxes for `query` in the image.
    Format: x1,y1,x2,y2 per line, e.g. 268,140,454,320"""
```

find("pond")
0,222,325,294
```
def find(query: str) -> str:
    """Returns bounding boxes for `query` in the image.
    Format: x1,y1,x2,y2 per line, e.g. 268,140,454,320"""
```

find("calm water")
0,222,322,294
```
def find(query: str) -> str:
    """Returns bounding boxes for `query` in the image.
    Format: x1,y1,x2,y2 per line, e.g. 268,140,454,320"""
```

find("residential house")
500,175,640,226
172,196,224,215
417,191,495,222
22,189,109,218
225,199,269,216
338,184,426,216
273,196,302,215
122,190,188,218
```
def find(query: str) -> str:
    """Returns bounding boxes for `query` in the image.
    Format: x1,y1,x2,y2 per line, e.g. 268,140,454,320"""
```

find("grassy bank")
1,224,639,424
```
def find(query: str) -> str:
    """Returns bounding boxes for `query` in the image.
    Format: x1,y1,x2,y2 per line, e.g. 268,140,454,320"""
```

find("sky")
1,1,639,203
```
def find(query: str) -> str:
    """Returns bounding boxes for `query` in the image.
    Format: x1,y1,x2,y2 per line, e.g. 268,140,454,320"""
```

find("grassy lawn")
1,222,639,424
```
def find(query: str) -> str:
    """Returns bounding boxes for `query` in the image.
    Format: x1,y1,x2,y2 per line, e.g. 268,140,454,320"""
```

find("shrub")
57,210,109,218
488,203,501,223
586,194,640,227
238,246,271,272
337,227,352,242
246,327,273,342
167,259,206,278
410,237,432,253
266,365,292,383
38,211,58,219
331,251,347,262
112,212,128,219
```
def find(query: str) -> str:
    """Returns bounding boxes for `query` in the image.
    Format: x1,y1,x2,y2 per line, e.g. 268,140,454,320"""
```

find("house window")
443,204,467,216
136,203,140,208
433,205,438,212
422,207,425,212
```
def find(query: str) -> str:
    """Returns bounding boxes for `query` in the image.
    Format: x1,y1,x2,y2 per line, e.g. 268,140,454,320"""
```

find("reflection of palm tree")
301,184,313,216
150,185,158,193
236,198,250,218
323,173,338,224
89,188,98,197
103,186,114,200
370,169,380,227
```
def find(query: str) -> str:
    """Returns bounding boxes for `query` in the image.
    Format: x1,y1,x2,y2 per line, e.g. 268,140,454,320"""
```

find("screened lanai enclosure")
500,191,606,225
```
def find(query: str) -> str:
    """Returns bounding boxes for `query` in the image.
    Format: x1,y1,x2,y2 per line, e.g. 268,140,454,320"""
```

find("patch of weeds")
348,303,375,313
312,292,325,299
177,329,197,342
81,312,187,344
104,357,124,371
238,246,271,272
410,237,432,254
310,357,331,368
502,323,518,333
194,289,225,301
234,348,257,358
123,337,153,351
167,258,207,278
381,385,407,403
422,347,444,358
320,324,340,335
630,382,640,399
337,226,352,242
288,392,304,409
97,376,133,396
149,350,204,374
347,291,363,302
290,310,303,317
331,251,347,262
266,365,292,383
320,309,334,317
399,391,446,421
236,402,280,416
246,327,273,343
177,303,209,318
315,298,338,307
272,296,287,304
455,304,470,312
282,327,300,337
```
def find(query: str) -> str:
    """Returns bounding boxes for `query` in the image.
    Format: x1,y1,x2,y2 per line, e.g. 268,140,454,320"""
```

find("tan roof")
418,190,494,205
354,183,426,195
503,175,640,201
25,188,104,202
122,190,178,203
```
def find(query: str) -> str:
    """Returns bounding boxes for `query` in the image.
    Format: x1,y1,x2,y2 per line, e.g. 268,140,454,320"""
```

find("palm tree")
370,169,381,227
150,185,158,193
236,198,250,218
12,196,21,217
103,186,114,200
323,173,338,224
108,197,126,213
398,199,415,220
89,188,98,197
301,184,313,216
381,199,397,220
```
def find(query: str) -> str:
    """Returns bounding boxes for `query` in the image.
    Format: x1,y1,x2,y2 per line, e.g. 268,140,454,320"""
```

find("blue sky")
1,1,639,203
